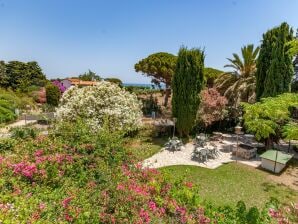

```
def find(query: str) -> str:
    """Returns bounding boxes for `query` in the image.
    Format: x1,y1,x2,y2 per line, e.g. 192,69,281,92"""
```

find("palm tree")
215,44,260,107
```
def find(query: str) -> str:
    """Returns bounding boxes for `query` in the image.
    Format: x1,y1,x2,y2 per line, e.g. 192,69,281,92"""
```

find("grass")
125,125,167,161
127,125,298,208
160,163,298,208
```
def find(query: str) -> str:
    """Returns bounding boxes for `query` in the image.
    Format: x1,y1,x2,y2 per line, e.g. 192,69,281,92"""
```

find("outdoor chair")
209,143,219,157
200,149,208,161
164,137,184,152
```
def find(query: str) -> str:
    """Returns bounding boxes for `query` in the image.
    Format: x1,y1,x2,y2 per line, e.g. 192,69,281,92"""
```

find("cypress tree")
256,22,294,100
172,47,204,136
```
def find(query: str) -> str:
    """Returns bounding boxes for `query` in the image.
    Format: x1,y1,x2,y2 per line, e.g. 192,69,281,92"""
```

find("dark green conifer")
256,22,294,100
172,47,204,136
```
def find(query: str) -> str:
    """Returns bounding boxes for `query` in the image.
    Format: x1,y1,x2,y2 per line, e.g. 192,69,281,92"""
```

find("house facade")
61,78,99,91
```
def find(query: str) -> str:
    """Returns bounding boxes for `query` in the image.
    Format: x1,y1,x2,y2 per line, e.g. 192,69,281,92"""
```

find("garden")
0,22,297,224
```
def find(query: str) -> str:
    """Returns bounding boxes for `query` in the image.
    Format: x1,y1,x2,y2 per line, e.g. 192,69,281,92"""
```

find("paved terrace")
143,142,262,169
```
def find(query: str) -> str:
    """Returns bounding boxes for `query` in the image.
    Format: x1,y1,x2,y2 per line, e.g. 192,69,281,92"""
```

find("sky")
0,0,297,84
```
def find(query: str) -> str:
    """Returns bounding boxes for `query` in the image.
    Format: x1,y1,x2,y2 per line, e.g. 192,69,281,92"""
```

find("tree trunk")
163,85,171,107
264,137,274,150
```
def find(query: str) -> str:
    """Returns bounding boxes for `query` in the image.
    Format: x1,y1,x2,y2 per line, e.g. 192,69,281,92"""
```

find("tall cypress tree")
256,22,294,100
172,47,204,136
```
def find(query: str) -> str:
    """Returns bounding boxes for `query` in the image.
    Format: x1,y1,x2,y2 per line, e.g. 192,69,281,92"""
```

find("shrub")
0,138,17,151
197,88,228,127
10,127,38,139
56,81,142,133
141,94,161,116
104,78,123,87
46,84,61,106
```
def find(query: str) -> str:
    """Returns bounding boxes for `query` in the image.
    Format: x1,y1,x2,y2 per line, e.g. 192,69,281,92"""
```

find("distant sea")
123,83,165,89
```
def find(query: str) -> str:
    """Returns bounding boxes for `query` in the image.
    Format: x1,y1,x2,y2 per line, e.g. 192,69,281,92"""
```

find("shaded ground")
266,159,298,191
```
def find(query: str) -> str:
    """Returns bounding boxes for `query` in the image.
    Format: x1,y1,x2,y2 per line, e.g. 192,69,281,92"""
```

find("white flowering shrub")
56,81,142,132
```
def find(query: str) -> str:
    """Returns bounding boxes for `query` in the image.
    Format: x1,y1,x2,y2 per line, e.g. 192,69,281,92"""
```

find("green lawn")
127,127,298,208
160,163,298,208
125,125,167,161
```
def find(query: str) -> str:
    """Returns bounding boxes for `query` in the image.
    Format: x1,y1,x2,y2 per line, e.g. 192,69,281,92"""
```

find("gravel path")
143,142,261,169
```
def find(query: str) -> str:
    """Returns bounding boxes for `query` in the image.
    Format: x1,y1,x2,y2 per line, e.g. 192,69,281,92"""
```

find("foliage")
78,69,101,81
172,47,205,136
104,77,123,87
45,84,61,106
0,102,17,123
0,121,296,223
0,88,35,123
242,93,298,148
10,127,38,139
197,88,228,127
215,44,259,106
291,80,298,92
256,22,294,100
125,85,160,95
225,44,260,77
0,61,9,87
140,94,161,115
283,122,298,140
0,138,17,152
203,67,223,87
56,81,142,133
135,52,177,106
287,39,298,56
3,61,46,92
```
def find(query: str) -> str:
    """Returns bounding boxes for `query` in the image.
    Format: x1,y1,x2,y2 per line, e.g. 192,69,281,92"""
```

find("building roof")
66,78,98,86
260,150,293,164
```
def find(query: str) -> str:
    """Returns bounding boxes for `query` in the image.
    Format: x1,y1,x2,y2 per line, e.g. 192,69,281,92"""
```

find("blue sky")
0,0,297,83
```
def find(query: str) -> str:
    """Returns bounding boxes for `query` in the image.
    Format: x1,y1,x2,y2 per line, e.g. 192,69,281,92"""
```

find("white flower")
56,81,142,132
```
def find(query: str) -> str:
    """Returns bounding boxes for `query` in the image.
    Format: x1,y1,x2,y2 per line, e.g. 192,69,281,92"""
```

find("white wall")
261,159,285,173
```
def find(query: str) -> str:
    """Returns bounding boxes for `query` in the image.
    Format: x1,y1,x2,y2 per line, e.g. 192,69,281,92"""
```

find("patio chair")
209,142,219,157
200,149,208,161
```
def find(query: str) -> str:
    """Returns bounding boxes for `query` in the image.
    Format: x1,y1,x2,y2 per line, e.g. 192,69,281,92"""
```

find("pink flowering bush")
52,80,67,93
197,88,228,127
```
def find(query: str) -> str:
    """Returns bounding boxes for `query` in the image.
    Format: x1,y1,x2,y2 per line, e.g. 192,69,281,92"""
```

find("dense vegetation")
172,47,205,136
135,52,177,107
0,122,296,223
256,22,294,100
0,60,46,92
45,84,61,106
215,44,259,106
243,93,298,148
104,78,123,87
0,89,35,123
0,22,297,224
78,69,101,81
56,81,142,133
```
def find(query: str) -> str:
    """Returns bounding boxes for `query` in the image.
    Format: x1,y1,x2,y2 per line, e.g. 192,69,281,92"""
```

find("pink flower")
148,201,157,211
39,203,46,210
128,183,149,196
64,213,73,222
0,156,5,164
185,182,193,188
139,208,150,224
269,208,279,218
62,197,73,208
12,162,38,179
34,149,44,157
116,184,125,190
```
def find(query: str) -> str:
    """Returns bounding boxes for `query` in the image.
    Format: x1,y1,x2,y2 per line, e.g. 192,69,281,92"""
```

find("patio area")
143,140,262,169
